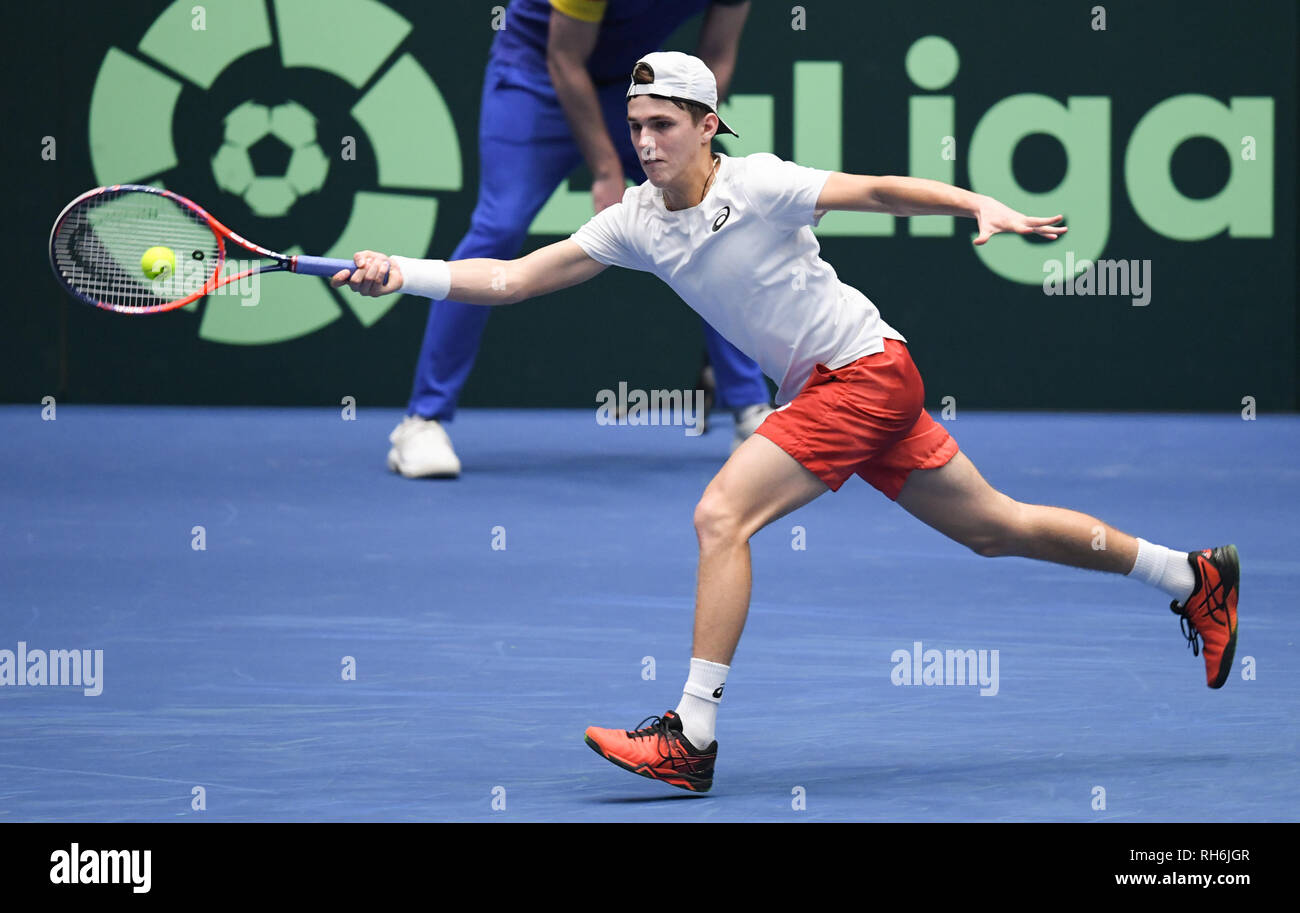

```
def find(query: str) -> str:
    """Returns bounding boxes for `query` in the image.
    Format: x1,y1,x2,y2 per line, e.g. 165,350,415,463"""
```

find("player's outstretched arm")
329,239,608,304
816,173,1067,246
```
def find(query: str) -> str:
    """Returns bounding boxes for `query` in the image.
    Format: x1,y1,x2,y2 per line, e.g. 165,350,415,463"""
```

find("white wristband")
390,256,451,300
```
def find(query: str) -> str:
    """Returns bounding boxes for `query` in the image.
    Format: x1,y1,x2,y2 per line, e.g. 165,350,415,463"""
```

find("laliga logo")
891,36,1273,285
615,35,1270,287
531,35,1274,287
87,0,462,345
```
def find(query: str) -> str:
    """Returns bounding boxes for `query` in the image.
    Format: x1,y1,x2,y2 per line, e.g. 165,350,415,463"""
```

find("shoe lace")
1177,613,1202,658
626,716,689,766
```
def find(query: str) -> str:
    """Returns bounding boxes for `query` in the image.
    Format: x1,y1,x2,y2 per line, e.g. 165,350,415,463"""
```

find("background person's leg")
702,320,770,411
406,69,583,422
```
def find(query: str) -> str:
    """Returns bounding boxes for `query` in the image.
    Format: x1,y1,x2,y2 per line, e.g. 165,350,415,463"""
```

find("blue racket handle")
293,255,358,277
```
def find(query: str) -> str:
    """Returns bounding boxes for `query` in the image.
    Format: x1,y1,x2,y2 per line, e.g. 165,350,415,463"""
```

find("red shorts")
754,338,959,499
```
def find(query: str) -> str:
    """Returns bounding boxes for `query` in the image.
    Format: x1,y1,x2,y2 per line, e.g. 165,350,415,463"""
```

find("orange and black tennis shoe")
584,711,716,792
1169,545,1240,689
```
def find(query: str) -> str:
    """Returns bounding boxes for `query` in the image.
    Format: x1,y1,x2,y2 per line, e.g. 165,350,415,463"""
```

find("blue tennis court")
1,406,1295,821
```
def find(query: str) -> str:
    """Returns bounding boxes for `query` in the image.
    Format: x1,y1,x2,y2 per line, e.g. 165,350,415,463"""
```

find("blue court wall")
3,0,1295,411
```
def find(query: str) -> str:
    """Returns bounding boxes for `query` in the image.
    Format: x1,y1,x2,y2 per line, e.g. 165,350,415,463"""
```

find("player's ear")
702,112,719,142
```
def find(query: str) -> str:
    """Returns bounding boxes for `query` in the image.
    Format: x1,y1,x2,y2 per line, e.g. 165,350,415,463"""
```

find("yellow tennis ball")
141,246,176,280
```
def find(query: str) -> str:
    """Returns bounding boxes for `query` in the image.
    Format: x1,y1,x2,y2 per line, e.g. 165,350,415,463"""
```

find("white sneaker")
730,403,774,453
387,415,462,478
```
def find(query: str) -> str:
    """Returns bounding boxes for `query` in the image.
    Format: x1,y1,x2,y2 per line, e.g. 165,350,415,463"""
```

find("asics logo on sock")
712,684,725,698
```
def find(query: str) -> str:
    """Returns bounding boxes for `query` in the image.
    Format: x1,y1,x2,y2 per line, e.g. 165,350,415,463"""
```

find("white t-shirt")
570,152,906,405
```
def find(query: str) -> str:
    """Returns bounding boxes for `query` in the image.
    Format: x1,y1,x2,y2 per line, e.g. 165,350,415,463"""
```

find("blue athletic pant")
405,60,770,421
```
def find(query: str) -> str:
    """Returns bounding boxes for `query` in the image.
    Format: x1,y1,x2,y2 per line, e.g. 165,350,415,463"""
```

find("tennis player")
391,0,772,478
333,52,1241,793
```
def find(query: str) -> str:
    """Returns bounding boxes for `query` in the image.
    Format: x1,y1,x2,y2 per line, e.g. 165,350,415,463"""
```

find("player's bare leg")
690,433,830,664
896,449,1239,688
894,450,1138,572
583,432,827,789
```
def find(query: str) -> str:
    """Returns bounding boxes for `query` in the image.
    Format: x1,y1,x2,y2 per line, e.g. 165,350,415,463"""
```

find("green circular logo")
211,100,330,217
87,0,461,345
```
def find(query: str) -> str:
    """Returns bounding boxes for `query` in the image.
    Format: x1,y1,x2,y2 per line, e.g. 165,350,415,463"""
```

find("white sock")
1129,538,1197,604
674,657,728,750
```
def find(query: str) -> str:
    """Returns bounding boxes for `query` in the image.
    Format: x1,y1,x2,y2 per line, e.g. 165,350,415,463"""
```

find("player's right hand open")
330,250,403,297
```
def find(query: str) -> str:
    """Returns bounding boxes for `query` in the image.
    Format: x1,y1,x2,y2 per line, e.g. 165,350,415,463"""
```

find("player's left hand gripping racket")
48,184,377,314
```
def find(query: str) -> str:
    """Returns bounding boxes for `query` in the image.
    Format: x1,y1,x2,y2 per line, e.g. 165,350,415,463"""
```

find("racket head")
48,184,229,315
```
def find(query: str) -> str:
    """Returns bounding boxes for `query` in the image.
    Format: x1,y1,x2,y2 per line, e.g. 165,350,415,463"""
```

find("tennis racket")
48,184,379,314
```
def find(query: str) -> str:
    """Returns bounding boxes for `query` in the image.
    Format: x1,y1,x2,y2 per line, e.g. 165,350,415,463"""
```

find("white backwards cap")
626,51,739,137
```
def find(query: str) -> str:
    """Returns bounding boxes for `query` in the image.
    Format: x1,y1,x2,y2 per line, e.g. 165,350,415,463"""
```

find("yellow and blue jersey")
491,0,746,84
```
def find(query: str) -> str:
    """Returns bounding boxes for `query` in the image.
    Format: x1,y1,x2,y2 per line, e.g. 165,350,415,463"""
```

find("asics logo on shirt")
711,206,731,232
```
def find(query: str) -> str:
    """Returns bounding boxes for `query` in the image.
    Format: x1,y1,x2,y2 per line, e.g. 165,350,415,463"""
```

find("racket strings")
51,189,222,313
